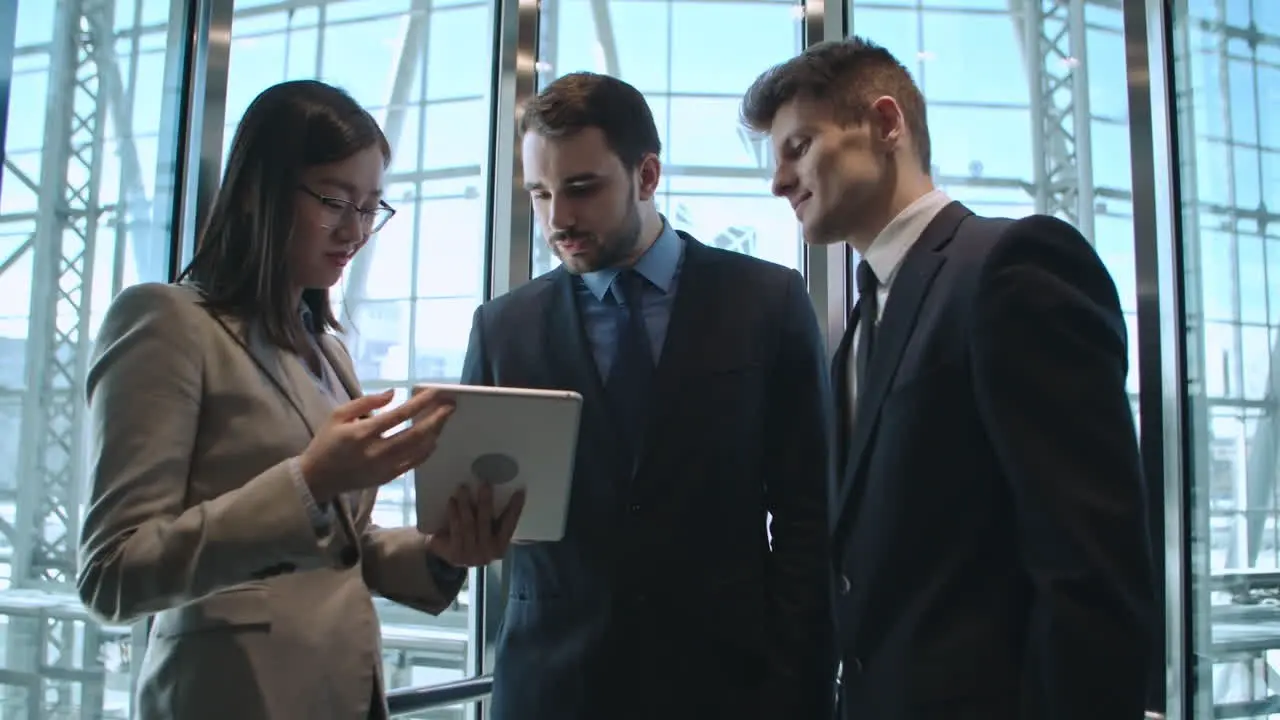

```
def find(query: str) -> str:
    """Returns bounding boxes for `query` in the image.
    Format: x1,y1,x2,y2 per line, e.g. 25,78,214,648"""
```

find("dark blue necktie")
855,259,879,394
604,269,656,466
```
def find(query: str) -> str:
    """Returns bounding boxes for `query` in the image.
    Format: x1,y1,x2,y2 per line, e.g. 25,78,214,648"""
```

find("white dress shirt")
845,189,953,435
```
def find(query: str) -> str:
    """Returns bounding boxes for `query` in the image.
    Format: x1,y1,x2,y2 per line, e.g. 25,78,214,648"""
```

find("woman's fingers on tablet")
439,497,463,559
422,402,455,434
452,486,477,559
476,484,495,553
427,486,525,565
383,402,453,468
364,389,454,435
333,390,395,422
495,490,526,554
405,403,453,448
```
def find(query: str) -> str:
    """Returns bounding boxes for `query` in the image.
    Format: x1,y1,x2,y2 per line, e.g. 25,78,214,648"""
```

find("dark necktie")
855,259,879,394
604,269,656,466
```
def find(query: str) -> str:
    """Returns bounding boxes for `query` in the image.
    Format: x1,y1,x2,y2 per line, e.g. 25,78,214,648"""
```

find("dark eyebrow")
523,172,604,192
315,177,383,198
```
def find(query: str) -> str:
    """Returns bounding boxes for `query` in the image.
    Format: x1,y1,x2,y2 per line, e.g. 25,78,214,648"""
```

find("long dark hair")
179,80,391,353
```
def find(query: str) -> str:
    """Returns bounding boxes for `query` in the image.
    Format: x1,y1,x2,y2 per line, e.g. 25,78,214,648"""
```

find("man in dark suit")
461,72,836,720
741,37,1156,719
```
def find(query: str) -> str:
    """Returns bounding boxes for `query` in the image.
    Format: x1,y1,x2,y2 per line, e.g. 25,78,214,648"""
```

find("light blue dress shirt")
575,217,685,378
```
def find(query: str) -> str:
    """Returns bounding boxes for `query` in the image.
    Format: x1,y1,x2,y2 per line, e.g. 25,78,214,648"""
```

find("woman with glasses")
76,80,522,720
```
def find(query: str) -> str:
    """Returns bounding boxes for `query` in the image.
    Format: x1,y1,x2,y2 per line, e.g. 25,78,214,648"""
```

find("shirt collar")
580,216,683,301
862,189,952,286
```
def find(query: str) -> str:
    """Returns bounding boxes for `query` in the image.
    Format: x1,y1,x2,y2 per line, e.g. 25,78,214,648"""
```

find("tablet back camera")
471,452,520,485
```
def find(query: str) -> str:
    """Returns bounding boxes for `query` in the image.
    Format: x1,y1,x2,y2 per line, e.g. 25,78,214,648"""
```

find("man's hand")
426,483,525,567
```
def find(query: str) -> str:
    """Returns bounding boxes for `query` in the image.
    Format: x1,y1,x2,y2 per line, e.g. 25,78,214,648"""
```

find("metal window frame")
1123,0,1190,716
178,0,234,271
474,1,540,716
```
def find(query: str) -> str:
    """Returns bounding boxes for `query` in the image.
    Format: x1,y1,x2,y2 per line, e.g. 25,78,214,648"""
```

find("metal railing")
385,675,1169,719
387,674,494,717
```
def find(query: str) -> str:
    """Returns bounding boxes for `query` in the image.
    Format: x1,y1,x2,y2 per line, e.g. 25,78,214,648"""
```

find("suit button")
839,574,851,595
628,503,641,513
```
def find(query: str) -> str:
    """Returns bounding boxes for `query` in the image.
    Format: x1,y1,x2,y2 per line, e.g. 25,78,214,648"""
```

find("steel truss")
0,0,151,717
1018,0,1096,239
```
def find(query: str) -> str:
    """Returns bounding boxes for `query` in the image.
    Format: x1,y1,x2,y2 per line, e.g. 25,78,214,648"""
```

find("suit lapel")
651,233,712,376
319,335,361,402
207,313,327,436
640,234,714,467
835,201,973,521
830,306,856,481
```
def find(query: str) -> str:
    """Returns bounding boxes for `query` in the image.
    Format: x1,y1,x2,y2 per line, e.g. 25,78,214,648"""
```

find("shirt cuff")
289,457,333,535
426,554,467,585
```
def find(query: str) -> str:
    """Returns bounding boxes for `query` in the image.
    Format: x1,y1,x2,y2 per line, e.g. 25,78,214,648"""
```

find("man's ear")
869,95,906,153
636,153,662,201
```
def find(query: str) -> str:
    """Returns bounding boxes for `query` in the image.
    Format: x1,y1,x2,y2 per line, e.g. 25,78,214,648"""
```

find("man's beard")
550,192,643,273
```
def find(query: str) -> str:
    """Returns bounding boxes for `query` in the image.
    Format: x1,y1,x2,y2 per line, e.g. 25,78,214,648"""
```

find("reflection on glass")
222,0,498,693
1173,0,1280,716
529,0,807,276
0,0,188,716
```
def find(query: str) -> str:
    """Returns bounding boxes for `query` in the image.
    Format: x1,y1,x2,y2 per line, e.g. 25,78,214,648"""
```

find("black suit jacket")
462,232,837,720
831,202,1154,720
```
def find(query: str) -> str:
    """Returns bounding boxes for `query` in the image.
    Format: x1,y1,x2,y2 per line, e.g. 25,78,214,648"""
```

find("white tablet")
411,383,582,543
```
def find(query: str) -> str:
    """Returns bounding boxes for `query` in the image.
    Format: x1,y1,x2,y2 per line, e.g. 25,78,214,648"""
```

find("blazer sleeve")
968,216,1155,719
359,525,464,614
762,269,838,716
77,283,338,624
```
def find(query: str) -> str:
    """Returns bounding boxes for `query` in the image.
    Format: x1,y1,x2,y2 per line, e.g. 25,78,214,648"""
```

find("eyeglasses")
298,185,396,234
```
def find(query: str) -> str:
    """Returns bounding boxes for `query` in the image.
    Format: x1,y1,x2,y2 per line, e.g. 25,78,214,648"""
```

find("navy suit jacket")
830,201,1155,719
462,232,837,720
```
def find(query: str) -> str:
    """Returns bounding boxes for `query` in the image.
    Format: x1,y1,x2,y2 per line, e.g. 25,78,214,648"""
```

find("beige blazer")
77,282,461,720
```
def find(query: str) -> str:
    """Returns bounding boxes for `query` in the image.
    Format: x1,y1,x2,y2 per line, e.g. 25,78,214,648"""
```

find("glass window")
848,1,1141,402
529,0,807,276
0,0,190,715
221,0,497,692
1173,0,1280,715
